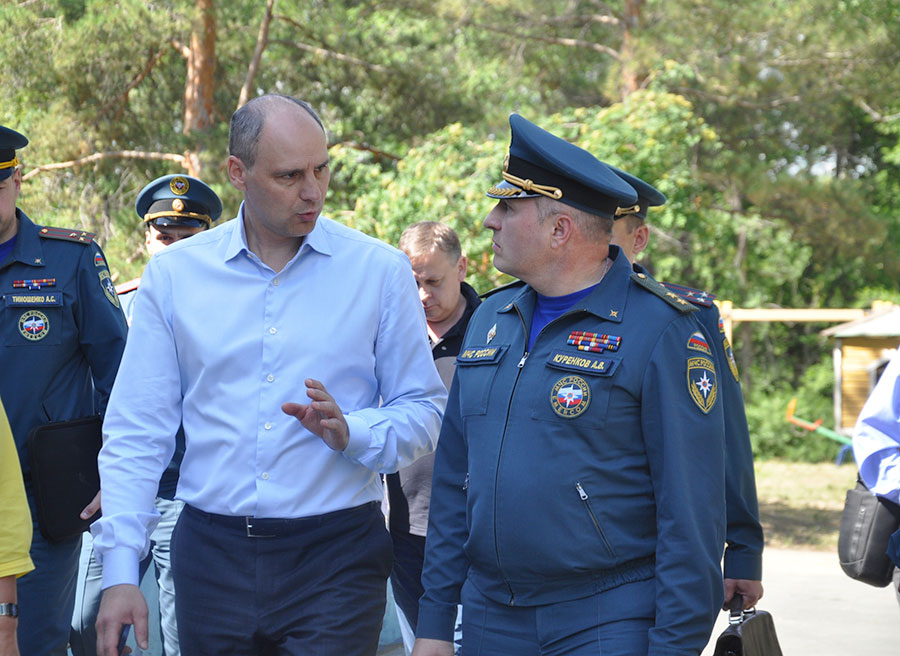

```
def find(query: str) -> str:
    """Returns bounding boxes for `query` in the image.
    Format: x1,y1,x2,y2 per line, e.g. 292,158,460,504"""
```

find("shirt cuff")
723,547,763,581
99,547,142,589
415,602,459,641
341,414,371,462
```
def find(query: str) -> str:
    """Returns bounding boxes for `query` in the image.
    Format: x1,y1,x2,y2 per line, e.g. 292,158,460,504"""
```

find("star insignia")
34,258,42,264
609,309,619,318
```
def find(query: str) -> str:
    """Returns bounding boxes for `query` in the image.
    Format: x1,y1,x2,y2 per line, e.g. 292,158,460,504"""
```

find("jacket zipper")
575,482,615,556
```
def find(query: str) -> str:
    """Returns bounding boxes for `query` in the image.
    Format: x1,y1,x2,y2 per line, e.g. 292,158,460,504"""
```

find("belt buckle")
245,517,274,538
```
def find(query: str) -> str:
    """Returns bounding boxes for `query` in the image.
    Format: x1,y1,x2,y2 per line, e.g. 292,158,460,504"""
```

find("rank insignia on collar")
18,310,50,341
609,309,618,318
687,331,712,356
487,323,497,344
550,375,591,418
568,330,620,353
687,356,718,414
13,278,56,290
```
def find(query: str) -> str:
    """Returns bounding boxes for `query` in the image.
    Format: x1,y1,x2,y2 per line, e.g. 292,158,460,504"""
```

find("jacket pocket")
456,344,508,416
575,481,616,558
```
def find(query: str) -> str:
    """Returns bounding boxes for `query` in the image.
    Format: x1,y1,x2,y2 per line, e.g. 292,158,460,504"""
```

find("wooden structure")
820,303,900,434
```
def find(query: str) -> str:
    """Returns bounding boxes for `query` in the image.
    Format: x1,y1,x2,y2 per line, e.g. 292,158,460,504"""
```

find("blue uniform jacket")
0,210,128,485
654,272,763,581
419,247,727,655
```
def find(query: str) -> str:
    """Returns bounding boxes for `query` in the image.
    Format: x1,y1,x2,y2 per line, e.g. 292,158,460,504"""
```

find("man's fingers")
281,402,308,418
81,490,102,519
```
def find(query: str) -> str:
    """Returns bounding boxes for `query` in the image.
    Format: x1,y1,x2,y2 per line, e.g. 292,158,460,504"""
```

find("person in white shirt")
91,94,446,656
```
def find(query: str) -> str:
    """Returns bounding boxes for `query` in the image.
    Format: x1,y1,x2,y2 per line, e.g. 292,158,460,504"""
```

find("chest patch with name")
547,350,619,376
550,375,591,418
458,345,504,364
5,293,62,307
18,310,50,341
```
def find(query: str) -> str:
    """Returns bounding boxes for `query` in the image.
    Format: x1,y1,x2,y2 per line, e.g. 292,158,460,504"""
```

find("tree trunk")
183,0,216,137
620,0,645,97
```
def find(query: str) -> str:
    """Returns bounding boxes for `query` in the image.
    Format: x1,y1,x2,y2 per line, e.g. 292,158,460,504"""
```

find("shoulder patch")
480,279,526,299
631,272,697,313
115,278,140,295
660,281,716,307
38,226,95,245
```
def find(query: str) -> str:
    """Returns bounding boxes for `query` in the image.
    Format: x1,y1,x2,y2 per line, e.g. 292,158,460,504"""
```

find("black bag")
713,595,783,656
837,475,900,587
27,415,103,543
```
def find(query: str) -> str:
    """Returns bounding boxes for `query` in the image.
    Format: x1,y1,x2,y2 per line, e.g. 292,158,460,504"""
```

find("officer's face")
228,103,330,243
0,168,22,243
484,198,545,280
408,248,466,326
145,223,206,256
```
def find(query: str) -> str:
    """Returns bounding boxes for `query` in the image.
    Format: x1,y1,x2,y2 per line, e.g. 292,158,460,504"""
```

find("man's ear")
632,223,650,256
456,254,467,282
226,155,248,191
550,212,575,249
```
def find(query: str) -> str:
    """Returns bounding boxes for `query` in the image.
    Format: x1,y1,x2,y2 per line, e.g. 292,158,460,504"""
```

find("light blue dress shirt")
93,208,447,588
854,348,900,504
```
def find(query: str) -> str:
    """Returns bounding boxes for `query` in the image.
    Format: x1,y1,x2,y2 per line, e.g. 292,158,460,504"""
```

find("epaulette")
631,272,697,313
38,226,95,245
480,279,526,299
115,278,140,295
660,281,716,307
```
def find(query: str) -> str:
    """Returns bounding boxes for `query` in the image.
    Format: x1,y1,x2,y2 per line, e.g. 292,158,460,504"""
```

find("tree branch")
22,151,189,181
471,23,621,60
97,47,167,123
269,36,390,73
169,37,191,59
671,85,801,109
237,0,275,110
855,98,900,123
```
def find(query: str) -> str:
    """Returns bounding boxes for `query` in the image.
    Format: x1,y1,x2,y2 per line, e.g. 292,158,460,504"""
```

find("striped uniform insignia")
13,278,56,290
660,281,716,307
568,330,621,353
687,331,712,355
38,226,95,244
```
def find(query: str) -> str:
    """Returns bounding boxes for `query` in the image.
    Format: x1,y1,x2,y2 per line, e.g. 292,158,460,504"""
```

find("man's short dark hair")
229,95,325,168
399,221,463,262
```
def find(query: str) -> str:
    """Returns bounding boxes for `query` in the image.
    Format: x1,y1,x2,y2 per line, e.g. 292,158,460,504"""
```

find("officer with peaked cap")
0,125,128,655
70,174,221,656
414,114,728,656
609,167,765,612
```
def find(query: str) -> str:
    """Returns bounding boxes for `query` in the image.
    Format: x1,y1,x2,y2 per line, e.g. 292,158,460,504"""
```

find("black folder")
27,415,102,543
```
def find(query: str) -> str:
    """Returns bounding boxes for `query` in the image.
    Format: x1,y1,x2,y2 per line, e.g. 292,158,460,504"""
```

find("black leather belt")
184,501,376,538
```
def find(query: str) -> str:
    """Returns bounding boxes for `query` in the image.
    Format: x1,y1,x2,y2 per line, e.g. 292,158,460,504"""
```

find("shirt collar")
498,244,631,325
5,209,46,270
224,203,333,264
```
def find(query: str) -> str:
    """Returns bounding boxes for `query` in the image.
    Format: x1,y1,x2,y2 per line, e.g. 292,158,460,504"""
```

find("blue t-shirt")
0,235,16,263
529,283,599,351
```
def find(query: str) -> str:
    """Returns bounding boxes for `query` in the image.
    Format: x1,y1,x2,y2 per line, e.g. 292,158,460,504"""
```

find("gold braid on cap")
0,156,19,170
143,210,212,226
488,171,564,200
615,204,641,217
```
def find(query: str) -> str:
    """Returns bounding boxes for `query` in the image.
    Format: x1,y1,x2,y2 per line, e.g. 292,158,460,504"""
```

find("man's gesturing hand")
282,378,350,451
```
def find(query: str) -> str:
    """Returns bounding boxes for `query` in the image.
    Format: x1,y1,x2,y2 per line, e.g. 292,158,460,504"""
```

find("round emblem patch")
170,176,190,195
19,310,49,341
550,375,591,418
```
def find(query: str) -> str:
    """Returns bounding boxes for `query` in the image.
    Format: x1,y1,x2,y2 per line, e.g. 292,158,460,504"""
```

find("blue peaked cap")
486,114,637,219
609,166,666,220
135,174,223,229
0,125,28,182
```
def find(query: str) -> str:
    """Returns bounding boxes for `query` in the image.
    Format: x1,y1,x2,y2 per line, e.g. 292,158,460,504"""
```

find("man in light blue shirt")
91,94,447,656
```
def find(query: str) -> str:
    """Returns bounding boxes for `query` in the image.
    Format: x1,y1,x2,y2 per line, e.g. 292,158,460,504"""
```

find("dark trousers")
173,502,393,656
460,577,655,656
390,530,426,631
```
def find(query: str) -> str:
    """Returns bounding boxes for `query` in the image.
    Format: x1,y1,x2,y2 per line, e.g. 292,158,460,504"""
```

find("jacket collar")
2,209,45,271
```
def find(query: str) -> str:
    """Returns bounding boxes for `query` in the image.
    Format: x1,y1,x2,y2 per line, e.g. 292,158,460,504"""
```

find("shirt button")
266,374,275,383
269,327,277,334
273,278,281,286
261,472,269,480
264,422,272,430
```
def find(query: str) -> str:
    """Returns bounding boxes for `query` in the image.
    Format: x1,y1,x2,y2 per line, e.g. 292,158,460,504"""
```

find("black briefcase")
713,595,783,656
838,475,900,587
27,415,103,543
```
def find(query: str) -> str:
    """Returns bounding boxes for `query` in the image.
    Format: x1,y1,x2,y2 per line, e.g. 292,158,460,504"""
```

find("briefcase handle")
727,594,756,625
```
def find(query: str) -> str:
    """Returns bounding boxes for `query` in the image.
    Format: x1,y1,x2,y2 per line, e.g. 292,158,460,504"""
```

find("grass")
754,459,858,551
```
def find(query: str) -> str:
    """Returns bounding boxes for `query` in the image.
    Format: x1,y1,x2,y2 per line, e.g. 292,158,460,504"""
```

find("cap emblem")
170,176,190,195
172,199,185,212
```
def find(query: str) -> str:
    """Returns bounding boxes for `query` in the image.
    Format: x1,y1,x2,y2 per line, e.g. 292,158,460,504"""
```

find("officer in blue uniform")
414,115,728,656
609,167,765,610
0,125,128,655
70,174,221,656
